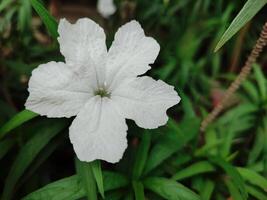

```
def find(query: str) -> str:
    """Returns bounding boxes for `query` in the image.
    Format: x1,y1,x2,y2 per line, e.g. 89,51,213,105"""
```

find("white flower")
25,18,180,163
97,0,116,18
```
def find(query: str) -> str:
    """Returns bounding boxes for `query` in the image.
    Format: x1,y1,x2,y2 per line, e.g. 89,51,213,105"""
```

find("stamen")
94,87,111,98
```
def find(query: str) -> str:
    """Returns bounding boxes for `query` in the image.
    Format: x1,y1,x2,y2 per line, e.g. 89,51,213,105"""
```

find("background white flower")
97,0,116,18
25,18,180,163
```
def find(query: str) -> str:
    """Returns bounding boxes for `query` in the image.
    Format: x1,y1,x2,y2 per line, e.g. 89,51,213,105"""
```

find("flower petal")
97,0,116,18
69,96,128,163
112,76,180,129
58,18,107,67
25,61,93,118
106,20,160,90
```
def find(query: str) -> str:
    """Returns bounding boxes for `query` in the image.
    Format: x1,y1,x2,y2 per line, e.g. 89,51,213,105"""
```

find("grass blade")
18,0,32,32
22,175,85,200
172,161,215,181
144,117,200,174
23,171,129,200
246,185,267,200
75,159,98,200
215,0,267,51
200,179,215,200
237,167,267,191
0,110,38,140
1,119,67,200
132,181,145,200
224,178,243,200
0,138,15,160
144,177,200,200
103,171,129,191
91,160,105,199
132,132,151,180
0,0,12,12
253,63,267,100
30,0,58,39
208,156,248,200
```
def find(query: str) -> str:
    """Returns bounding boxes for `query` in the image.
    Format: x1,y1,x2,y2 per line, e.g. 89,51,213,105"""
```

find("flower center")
94,87,111,98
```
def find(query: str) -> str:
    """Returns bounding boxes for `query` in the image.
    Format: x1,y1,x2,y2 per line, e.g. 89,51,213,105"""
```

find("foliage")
0,0,267,199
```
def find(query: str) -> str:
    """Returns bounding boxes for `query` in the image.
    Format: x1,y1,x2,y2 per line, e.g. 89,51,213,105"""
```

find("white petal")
97,0,116,18
69,96,128,163
58,18,107,67
112,76,180,129
25,61,93,118
106,20,160,90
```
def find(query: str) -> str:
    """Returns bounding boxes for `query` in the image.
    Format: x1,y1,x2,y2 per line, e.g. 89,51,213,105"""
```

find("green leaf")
248,128,265,164
246,185,267,200
124,192,134,200
253,63,267,100
144,118,200,174
132,132,151,180
242,80,259,103
0,138,15,160
105,191,124,200
23,171,129,200
180,92,196,118
75,159,97,200
144,177,200,200
132,181,145,200
0,109,38,140
172,161,215,181
30,0,58,39
224,178,243,200
22,175,85,200
208,156,248,200
204,129,220,155
19,137,62,187
217,103,257,125
1,119,67,200
18,0,32,32
200,179,215,200
103,171,129,191
91,160,105,199
0,0,12,12
237,167,267,191
0,100,16,119
215,0,267,51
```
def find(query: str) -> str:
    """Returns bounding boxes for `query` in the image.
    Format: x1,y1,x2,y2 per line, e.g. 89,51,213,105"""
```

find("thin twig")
201,21,267,132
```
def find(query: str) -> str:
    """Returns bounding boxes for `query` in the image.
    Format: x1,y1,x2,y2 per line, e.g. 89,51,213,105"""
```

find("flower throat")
94,87,111,98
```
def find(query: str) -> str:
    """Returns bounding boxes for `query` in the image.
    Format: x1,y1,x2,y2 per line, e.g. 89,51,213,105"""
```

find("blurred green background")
0,0,267,200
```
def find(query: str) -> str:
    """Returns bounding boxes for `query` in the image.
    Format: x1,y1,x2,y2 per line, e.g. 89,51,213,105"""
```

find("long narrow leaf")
253,64,267,100
144,118,200,174
208,156,248,200
237,167,267,191
132,132,151,180
91,160,105,198
1,119,67,200
30,0,58,39
75,159,97,200
132,181,145,200
0,138,15,160
172,161,215,181
246,185,267,200
0,0,12,12
18,0,32,32
224,179,243,200
0,110,38,140
23,171,129,200
144,177,200,200
23,175,84,200
200,179,215,200
215,0,267,51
